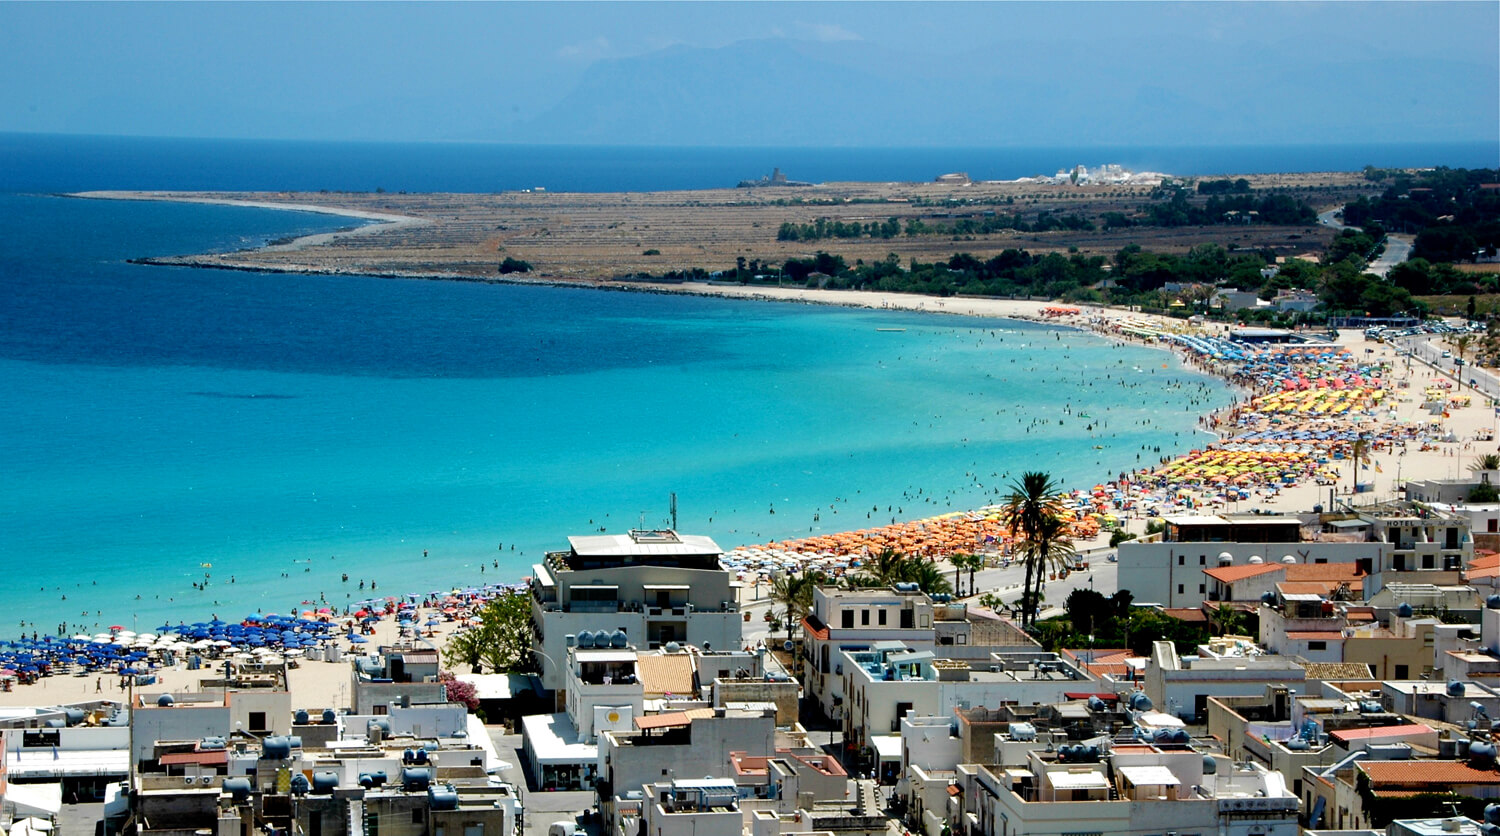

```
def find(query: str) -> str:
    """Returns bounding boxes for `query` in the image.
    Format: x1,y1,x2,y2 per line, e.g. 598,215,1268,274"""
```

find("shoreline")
5,192,1489,707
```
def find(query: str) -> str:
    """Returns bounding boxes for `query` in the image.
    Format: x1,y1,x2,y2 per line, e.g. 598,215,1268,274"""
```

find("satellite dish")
783,640,794,652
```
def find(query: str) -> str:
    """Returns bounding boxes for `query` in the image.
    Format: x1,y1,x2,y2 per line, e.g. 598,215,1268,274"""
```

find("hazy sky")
3,1,1497,145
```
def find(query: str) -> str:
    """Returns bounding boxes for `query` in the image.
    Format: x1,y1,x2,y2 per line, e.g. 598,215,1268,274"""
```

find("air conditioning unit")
184,776,195,785
201,775,213,785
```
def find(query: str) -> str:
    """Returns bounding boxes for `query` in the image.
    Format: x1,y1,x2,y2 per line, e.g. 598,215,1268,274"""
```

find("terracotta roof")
1469,555,1500,580
1302,662,1374,680
802,615,829,641
637,653,696,698
1358,760,1500,786
160,749,228,766
1287,631,1345,640
1329,723,1434,743
1277,582,1341,596
1344,607,1377,622
1284,563,1366,581
1162,608,1209,623
1203,563,1283,583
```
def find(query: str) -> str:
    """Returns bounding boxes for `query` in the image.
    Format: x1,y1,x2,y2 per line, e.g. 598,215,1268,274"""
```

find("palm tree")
848,548,913,589
1455,334,1474,387
1003,471,1069,628
1349,436,1370,497
949,552,985,597
905,561,953,597
1472,453,1500,481
770,569,823,645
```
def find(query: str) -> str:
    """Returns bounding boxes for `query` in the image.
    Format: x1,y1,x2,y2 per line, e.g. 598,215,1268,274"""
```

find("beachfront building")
1142,638,1308,722
1118,513,1371,608
962,746,1299,836
529,530,741,693
839,644,1092,782
801,585,1037,721
1119,506,1473,608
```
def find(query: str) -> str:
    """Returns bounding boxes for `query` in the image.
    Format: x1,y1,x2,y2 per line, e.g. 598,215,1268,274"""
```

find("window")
861,609,870,626
878,609,887,626
1177,584,1184,594
841,610,854,629
1199,584,1206,594
413,808,424,824
1489,518,1497,533
1199,554,1206,565
1178,555,1185,566
249,711,268,733
1422,554,1435,569
1395,664,1409,679
1307,641,1327,651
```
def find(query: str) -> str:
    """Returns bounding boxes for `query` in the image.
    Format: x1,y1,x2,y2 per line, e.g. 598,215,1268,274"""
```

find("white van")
549,823,579,836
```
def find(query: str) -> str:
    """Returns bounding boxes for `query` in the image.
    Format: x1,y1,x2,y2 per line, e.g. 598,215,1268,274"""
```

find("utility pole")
670,493,677,531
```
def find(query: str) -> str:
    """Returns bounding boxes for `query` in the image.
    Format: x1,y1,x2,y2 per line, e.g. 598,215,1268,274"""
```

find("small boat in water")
875,328,907,332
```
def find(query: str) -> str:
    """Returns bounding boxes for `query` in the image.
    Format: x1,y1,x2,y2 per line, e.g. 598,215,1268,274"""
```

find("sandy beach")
5,194,1489,712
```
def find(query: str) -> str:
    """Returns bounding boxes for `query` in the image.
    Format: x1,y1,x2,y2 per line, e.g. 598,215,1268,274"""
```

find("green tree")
950,552,985,596
1003,472,1071,628
498,256,533,274
770,570,824,644
443,591,535,673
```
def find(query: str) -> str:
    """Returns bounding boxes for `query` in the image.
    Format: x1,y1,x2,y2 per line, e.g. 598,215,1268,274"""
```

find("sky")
2,1,1497,147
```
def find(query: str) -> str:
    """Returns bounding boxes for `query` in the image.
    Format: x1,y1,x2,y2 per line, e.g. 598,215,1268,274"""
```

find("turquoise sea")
19,132,1486,634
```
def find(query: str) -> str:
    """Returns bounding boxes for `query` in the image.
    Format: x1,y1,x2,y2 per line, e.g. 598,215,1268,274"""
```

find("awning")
3,782,63,817
1049,770,1109,790
635,711,691,731
1117,765,1181,787
871,734,903,760
641,584,690,591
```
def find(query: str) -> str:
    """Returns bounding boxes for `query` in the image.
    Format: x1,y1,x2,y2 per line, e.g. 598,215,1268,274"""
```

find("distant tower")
771,168,787,184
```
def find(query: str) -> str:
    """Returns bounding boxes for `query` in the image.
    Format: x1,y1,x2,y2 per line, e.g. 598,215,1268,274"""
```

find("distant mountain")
512,37,1498,148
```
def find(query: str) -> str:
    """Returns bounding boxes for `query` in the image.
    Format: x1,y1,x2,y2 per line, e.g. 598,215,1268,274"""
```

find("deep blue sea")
0,133,1489,634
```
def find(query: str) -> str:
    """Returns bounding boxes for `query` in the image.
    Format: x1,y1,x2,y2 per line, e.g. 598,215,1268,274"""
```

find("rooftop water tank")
576,631,595,649
1485,803,1500,825
1359,700,1384,713
1009,722,1036,741
1218,552,1234,565
610,629,628,649
1248,556,1264,564
1203,755,1218,774
665,641,682,654
1282,555,1298,564
1261,591,1277,606
428,785,460,811
223,777,253,802
1128,692,1154,712
1087,696,1107,712
1474,741,1498,767
401,767,432,792
289,774,310,796
261,736,293,760
311,772,338,794
1449,680,1467,697
322,709,337,724
294,710,310,725
63,708,86,726
200,737,227,750
156,694,175,707
1285,738,1310,750
1398,603,1415,618
1488,595,1500,610
359,771,388,789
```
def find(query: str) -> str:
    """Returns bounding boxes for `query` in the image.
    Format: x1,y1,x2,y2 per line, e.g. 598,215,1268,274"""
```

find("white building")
530,530,742,692
1143,639,1308,722
966,747,1299,836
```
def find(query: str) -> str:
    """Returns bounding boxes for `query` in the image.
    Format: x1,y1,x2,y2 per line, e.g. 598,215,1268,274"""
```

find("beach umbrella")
348,635,367,644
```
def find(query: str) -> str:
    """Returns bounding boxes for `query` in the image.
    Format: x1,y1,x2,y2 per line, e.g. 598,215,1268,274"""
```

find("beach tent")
3,781,63,819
